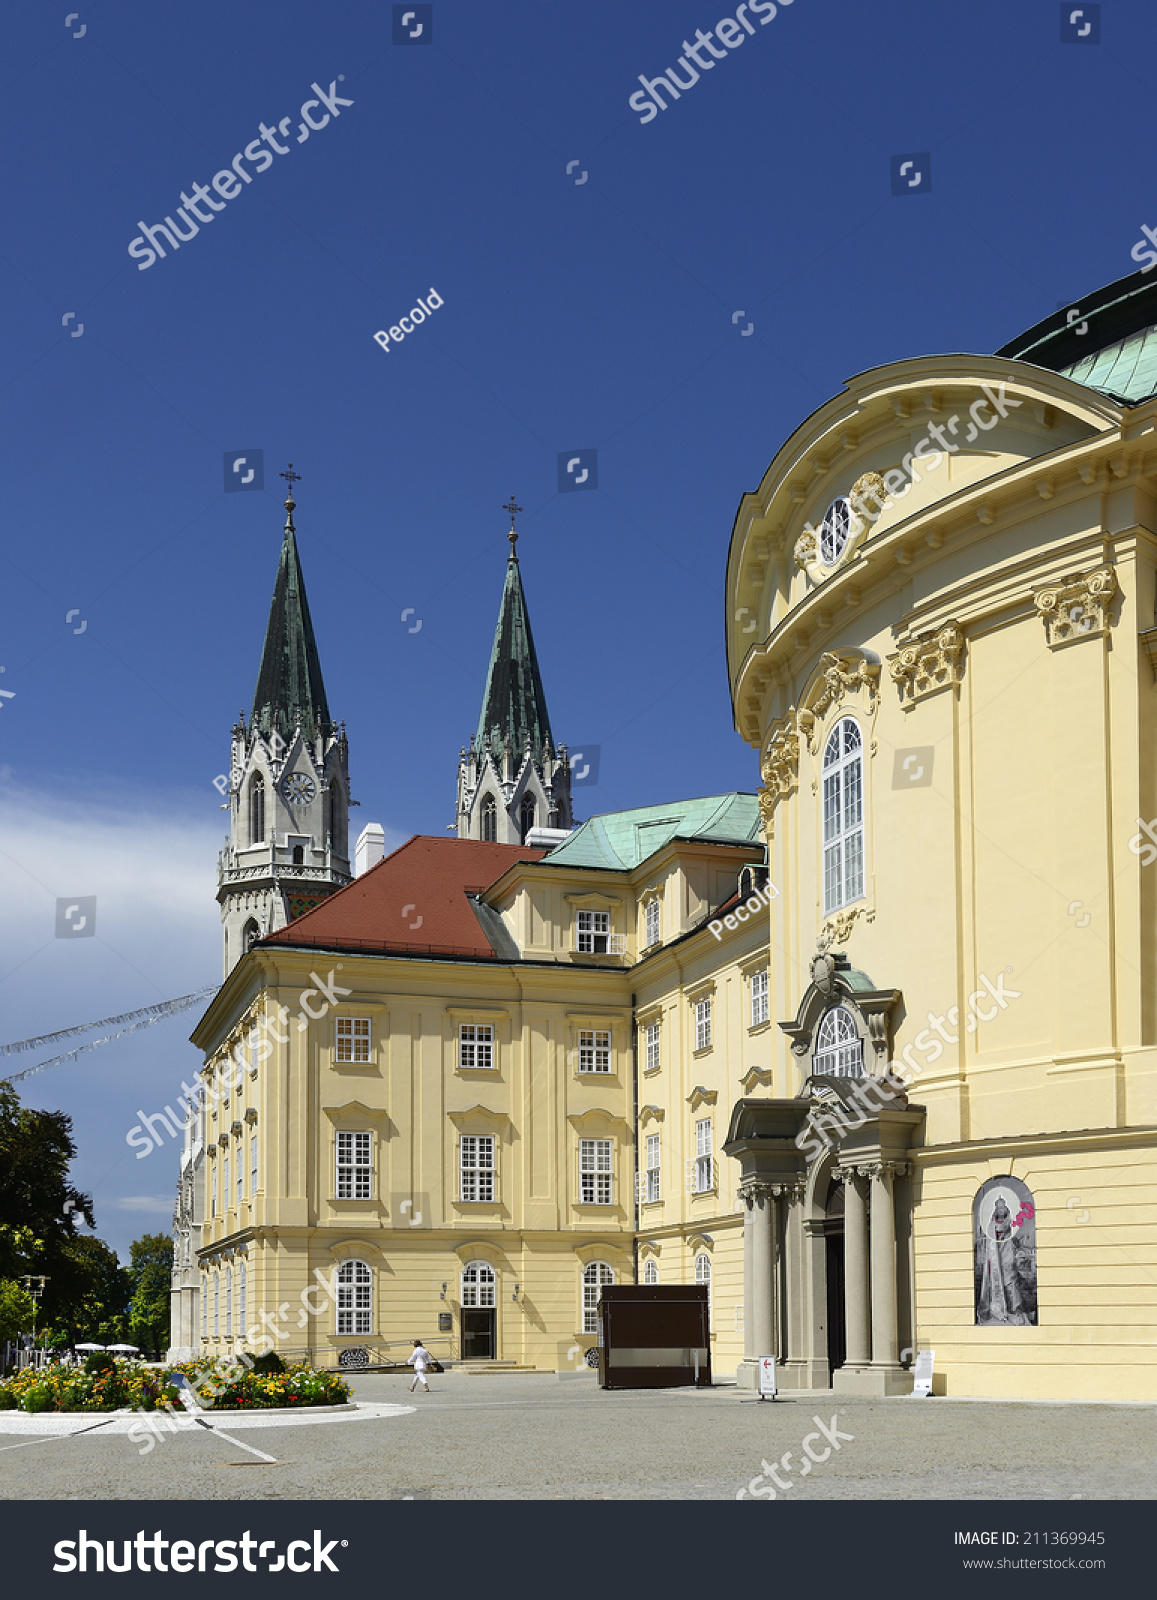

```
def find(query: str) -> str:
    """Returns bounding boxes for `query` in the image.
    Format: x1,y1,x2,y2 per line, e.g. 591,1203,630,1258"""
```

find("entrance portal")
461,1307,495,1359
824,1176,846,1376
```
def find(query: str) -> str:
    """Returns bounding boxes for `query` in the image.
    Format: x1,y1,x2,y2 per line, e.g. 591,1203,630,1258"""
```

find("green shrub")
83,1351,116,1376
0,1386,17,1409
23,1387,53,1413
250,1350,286,1376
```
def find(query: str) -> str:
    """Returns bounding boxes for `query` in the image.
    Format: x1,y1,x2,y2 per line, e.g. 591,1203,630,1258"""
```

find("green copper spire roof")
474,522,553,766
250,472,331,743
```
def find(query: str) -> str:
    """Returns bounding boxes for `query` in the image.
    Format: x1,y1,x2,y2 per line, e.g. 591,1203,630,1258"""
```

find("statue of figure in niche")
974,1176,1037,1326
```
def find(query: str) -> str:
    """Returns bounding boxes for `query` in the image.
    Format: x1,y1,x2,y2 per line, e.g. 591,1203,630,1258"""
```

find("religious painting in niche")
973,1175,1037,1326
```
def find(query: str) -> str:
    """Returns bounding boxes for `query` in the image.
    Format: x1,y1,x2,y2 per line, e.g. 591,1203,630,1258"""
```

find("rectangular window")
578,1028,611,1073
459,1023,495,1070
694,1119,714,1194
211,1161,217,1218
460,1134,496,1202
576,909,610,953
250,1134,258,1196
645,1133,660,1203
335,1016,372,1063
645,899,661,947
645,1021,660,1073
336,1130,373,1200
239,1263,247,1334
580,1137,614,1205
695,997,712,1051
751,969,769,1027
223,1155,230,1210
236,1151,243,1207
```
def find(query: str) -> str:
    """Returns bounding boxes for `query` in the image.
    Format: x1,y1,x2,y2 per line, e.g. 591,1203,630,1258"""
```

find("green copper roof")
474,552,553,765
1058,325,1157,404
547,794,763,871
250,518,331,743
996,266,1157,403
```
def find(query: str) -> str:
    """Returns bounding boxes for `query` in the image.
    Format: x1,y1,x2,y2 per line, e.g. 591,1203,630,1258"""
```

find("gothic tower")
217,469,352,973
456,501,572,843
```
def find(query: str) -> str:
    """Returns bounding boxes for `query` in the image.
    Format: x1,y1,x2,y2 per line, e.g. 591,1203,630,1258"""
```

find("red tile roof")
261,835,545,960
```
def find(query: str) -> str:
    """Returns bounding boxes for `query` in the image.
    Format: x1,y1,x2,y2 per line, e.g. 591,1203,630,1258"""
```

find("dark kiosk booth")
597,1285,712,1389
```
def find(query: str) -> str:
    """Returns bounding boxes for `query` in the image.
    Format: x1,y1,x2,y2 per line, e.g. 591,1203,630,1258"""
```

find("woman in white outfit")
407,1339,431,1392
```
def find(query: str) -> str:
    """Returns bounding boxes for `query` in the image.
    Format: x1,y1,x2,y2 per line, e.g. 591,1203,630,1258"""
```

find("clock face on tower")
282,773,317,807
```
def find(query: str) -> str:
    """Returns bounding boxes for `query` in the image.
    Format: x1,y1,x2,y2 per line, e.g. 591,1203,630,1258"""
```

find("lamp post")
19,1276,48,1361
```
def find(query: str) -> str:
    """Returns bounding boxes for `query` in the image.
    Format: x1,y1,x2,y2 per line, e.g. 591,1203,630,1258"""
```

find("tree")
63,1236,133,1346
129,1233,173,1357
0,1278,36,1345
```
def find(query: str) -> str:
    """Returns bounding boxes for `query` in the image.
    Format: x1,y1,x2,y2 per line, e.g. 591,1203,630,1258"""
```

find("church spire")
474,498,552,765
250,465,331,743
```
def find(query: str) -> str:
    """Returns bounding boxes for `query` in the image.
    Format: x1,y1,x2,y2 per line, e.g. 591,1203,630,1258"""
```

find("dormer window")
645,899,661,948
819,496,851,566
577,910,610,953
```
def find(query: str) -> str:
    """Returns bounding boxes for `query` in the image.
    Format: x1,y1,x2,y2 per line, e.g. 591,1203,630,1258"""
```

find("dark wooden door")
461,1308,495,1359
826,1232,846,1373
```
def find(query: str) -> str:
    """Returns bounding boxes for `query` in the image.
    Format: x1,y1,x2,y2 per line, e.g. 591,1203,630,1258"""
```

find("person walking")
407,1338,432,1393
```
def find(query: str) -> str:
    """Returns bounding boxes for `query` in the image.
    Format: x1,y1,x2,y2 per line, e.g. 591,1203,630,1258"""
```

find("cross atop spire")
280,463,301,530
503,495,523,555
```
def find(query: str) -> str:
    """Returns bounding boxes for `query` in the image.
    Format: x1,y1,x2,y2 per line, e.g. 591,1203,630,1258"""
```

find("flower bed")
0,1357,350,1414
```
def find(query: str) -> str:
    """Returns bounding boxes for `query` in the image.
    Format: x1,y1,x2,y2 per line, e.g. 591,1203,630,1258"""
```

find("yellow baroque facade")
723,272,1157,1400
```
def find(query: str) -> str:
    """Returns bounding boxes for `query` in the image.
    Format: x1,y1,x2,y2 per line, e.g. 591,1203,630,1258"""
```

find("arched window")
242,918,260,953
519,793,536,842
695,1252,713,1330
461,1262,496,1307
250,774,266,844
225,1265,233,1337
239,1260,247,1337
336,1259,372,1335
643,1259,658,1285
213,1271,220,1338
813,1005,863,1078
822,717,864,914
582,1261,614,1334
480,794,497,842
292,844,304,865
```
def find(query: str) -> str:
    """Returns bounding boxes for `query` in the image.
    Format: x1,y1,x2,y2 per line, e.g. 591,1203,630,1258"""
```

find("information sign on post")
758,1354,777,1399
912,1349,935,1398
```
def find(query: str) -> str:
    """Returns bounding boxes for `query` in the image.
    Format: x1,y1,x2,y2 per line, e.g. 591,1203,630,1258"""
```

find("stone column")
743,1181,777,1360
869,1162,903,1374
842,1167,871,1369
742,1190,754,1361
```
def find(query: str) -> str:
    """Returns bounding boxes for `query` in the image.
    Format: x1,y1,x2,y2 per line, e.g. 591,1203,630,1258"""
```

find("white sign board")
758,1355,777,1397
912,1349,935,1398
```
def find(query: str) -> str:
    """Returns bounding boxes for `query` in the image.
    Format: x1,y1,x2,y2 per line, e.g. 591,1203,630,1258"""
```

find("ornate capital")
863,1159,910,1181
889,621,966,704
1033,565,1117,648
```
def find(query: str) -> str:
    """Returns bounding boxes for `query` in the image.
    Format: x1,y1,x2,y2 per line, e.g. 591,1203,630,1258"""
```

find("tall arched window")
225,1265,233,1337
695,1252,713,1330
582,1261,614,1333
249,774,266,844
201,1272,207,1340
813,1005,863,1077
480,795,497,842
461,1262,496,1307
822,717,864,914
643,1259,658,1285
336,1260,372,1335
213,1271,220,1338
239,1260,247,1338
519,793,536,842
242,919,260,954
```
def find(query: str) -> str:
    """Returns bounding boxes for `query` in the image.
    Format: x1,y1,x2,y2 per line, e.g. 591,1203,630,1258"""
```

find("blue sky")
2,0,1154,1258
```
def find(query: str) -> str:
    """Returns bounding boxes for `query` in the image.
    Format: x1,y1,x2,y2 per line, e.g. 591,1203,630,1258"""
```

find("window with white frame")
239,1261,247,1335
236,1150,243,1207
201,1276,207,1339
645,1133,661,1203
695,997,712,1052
460,1134,496,1202
211,1159,218,1218
250,1134,258,1196
459,1023,494,1070
643,1259,658,1285
336,1259,372,1335
225,1265,233,1337
751,968,769,1027
576,909,610,953
335,1016,372,1063
692,1119,714,1194
336,1130,373,1200
645,1020,660,1073
645,898,661,948
822,717,864,915
461,1261,496,1307
582,1261,614,1333
222,1155,230,1212
578,1028,611,1073
579,1138,614,1205
213,1271,220,1338
695,1253,712,1329
813,1005,863,1078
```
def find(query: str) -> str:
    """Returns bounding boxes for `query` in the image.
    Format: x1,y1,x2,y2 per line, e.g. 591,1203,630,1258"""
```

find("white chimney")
355,823,386,877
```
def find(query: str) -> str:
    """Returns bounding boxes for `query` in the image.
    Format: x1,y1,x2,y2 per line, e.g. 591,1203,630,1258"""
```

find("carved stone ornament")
889,621,966,704
821,907,861,946
793,527,818,570
809,947,838,997
807,653,881,730
1033,565,1117,648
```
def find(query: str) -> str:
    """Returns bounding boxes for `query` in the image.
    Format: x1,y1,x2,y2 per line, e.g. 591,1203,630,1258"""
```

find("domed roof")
996,266,1157,404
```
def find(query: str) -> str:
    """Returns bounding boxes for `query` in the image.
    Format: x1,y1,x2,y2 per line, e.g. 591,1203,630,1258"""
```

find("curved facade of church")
723,268,1157,1400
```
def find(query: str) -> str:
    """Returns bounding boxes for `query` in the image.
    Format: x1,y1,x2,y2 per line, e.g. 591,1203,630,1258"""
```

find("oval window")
819,497,851,566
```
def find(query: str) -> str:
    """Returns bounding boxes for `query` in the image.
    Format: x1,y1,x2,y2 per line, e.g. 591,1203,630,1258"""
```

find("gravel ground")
1,1372,1154,1501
